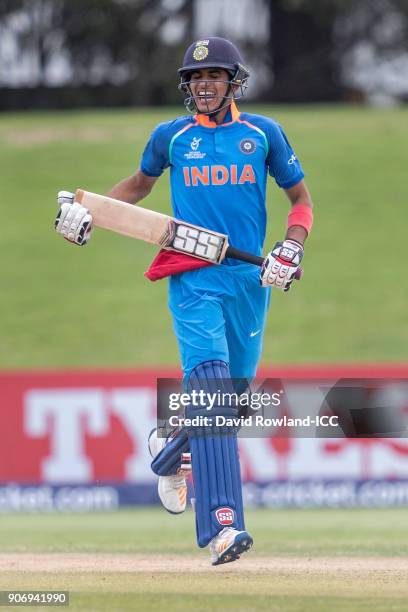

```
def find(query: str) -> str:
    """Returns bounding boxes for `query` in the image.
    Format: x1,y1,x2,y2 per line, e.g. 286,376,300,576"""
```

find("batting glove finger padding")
260,239,304,291
67,204,90,240
55,201,93,246
73,213,93,245
55,202,73,232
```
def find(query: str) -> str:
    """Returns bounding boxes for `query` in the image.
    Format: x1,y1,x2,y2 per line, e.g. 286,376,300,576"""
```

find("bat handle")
225,246,303,280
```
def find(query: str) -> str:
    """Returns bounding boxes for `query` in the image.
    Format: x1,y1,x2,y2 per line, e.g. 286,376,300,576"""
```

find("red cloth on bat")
144,249,212,281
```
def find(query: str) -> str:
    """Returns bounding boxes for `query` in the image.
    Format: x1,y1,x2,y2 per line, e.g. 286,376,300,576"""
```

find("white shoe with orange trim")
148,428,191,515
157,472,188,515
209,527,253,566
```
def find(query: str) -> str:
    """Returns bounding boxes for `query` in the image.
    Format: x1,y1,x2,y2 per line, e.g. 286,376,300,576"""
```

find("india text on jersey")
182,164,256,186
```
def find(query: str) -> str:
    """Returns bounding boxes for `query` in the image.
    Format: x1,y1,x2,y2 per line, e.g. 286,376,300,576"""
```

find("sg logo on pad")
215,507,235,525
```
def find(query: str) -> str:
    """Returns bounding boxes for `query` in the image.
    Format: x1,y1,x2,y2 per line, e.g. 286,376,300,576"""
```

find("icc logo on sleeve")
239,138,257,154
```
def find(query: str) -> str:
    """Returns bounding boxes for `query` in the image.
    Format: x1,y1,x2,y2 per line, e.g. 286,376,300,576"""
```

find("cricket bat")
75,189,302,277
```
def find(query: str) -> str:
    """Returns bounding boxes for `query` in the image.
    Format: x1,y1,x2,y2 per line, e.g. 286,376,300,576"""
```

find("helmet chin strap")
208,99,231,120
200,83,235,119
208,84,233,119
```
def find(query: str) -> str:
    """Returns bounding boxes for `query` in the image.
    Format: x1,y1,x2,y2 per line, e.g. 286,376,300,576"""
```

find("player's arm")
107,169,158,204
259,116,314,291
260,179,314,291
284,179,313,246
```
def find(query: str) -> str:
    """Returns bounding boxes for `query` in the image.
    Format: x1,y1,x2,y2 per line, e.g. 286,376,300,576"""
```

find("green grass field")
1,105,407,369
0,508,407,610
1,105,407,611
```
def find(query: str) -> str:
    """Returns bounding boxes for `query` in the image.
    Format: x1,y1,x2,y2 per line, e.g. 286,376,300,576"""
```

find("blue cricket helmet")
178,37,250,113
178,37,249,80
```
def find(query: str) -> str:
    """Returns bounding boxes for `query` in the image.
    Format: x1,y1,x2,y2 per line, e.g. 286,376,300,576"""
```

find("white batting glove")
260,239,304,292
55,190,93,246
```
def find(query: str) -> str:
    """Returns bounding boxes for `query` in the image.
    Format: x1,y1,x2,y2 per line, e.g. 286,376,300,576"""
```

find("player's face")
189,68,231,113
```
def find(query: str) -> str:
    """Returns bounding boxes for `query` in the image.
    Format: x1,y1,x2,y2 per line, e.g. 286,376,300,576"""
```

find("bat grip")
225,246,303,280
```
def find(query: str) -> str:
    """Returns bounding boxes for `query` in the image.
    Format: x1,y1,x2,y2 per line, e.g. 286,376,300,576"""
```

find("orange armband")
287,203,313,235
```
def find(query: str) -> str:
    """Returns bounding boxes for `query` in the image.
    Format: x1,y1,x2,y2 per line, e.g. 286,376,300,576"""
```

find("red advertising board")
1,366,407,510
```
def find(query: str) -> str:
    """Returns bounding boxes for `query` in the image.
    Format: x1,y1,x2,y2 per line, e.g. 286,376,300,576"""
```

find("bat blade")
75,189,172,245
75,189,229,264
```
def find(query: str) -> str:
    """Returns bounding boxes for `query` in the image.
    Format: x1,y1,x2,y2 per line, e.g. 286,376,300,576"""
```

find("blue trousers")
168,264,270,379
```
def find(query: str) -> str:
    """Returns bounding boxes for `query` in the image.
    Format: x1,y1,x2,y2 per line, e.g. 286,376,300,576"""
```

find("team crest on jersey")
239,138,257,154
193,45,209,61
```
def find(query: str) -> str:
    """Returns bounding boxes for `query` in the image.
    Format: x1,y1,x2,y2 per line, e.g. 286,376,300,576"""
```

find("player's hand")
55,190,93,246
260,239,304,291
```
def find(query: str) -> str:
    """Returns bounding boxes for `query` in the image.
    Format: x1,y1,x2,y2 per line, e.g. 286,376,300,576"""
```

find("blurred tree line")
0,0,194,108
268,0,408,102
0,0,407,110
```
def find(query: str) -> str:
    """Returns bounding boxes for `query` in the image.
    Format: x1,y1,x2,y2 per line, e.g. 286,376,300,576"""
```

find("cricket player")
55,37,313,565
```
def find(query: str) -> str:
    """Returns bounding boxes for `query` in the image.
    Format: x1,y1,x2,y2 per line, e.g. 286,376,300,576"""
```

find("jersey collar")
194,100,240,127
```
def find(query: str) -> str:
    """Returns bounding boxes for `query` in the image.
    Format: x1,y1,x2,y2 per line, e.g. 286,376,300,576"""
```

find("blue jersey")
141,101,304,263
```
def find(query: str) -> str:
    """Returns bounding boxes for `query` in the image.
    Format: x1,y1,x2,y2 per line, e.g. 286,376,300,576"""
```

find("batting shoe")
148,428,191,515
209,527,253,566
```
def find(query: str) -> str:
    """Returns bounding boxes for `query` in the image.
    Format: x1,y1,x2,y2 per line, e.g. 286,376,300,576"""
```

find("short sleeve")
140,123,171,177
265,122,304,189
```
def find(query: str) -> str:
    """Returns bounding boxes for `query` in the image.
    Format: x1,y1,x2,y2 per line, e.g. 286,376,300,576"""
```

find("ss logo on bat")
172,224,224,262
